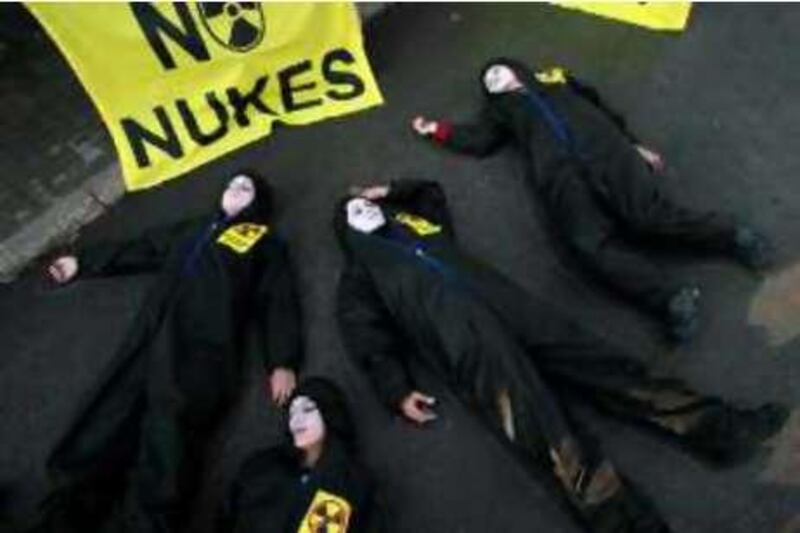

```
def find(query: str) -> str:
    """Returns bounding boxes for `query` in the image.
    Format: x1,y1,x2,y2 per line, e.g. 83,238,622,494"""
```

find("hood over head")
479,57,541,98
289,377,356,449
221,172,274,223
333,193,369,256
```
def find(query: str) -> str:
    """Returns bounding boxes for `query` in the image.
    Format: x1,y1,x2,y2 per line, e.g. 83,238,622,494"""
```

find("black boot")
682,402,789,467
28,480,119,533
733,226,775,272
557,456,671,533
665,286,701,343
582,486,671,533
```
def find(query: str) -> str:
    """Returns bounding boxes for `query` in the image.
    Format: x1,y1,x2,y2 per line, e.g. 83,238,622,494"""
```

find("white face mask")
289,396,326,450
221,175,256,217
346,197,386,234
483,65,522,94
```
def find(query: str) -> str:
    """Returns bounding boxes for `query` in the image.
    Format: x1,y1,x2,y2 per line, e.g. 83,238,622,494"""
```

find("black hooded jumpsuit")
220,378,384,533
335,179,785,533
40,179,303,532
428,58,742,317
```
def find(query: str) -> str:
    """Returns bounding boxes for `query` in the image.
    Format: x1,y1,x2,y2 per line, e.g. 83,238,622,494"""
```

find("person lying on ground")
35,173,303,533
412,58,773,343
336,178,787,533
220,377,385,533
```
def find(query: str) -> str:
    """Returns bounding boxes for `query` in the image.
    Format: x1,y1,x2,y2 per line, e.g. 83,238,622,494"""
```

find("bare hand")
348,185,390,200
269,367,297,406
400,391,437,425
412,116,438,136
636,145,665,173
48,256,79,284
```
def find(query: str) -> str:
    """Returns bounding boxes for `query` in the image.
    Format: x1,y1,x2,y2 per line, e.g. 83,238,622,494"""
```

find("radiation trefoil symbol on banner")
198,2,265,52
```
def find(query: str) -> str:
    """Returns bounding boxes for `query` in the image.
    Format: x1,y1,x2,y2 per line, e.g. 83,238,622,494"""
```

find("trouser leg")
498,374,669,533
532,329,788,467
603,154,738,252
119,365,233,533
537,347,714,435
465,336,668,533
118,407,216,533
552,177,682,314
40,344,148,532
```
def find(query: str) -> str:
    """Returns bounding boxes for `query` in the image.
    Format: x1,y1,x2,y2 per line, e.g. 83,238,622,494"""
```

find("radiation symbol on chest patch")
394,212,442,236
297,489,352,533
535,66,568,85
216,223,269,254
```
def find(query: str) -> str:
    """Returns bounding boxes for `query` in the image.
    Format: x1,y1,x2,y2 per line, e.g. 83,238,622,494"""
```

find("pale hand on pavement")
348,184,390,200
636,145,665,173
48,256,79,284
270,367,297,406
401,391,438,425
412,116,438,136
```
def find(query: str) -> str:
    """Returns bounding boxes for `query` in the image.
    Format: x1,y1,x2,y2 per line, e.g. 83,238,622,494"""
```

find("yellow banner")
556,2,692,31
27,2,384,190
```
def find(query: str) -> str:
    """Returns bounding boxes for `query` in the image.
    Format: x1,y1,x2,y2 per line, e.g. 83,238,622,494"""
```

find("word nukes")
121,48,366,169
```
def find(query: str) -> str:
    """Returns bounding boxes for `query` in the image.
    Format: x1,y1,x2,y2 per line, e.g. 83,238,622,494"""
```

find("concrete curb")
0,3,389,282
0,163,124,282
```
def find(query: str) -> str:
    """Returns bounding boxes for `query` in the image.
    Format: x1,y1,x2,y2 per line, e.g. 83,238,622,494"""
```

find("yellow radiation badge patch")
535,67,568,85
216,223,269,254
298,489,352,533
394,212,442,236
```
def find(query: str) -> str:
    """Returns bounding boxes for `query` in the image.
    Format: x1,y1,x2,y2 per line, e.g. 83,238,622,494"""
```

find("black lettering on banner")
176,92,229,146
121,106,184,168
226,76,278,127
130,3,210,71
278,60,323,112
322,48,366,101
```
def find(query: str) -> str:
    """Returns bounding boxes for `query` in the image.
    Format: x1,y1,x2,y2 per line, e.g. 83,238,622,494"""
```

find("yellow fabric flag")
27,3,384,190
555,2,692,31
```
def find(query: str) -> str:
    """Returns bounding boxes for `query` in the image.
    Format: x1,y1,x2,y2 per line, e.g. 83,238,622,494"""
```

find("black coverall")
336,179,783,533
432,58,740,315
40,190,302,532
221,442,381,533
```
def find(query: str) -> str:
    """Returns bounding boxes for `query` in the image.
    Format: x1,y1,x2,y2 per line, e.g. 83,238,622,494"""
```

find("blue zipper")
180,218,220,276
523,88,590,164
372,230,470,293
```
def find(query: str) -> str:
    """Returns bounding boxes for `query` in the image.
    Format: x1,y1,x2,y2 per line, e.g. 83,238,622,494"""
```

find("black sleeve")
215,494,236,533
566,75,640,144
77,218,201,277
355,475,389,533
217,447,288,532
386,179,454,237
252,237,303,373
365,483,390,533
437,107,510,158
337,263,414,411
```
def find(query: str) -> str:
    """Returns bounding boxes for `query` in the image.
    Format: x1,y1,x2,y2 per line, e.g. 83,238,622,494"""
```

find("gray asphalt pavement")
2,4,799,532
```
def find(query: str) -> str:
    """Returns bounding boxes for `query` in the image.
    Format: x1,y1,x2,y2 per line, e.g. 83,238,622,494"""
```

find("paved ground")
2,3,800,532
0,3,121,282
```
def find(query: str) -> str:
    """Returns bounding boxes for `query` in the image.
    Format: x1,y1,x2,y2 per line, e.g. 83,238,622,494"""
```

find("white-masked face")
289,396,326,450
483,65,522,94
346,197,386,233
221,175,256,217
